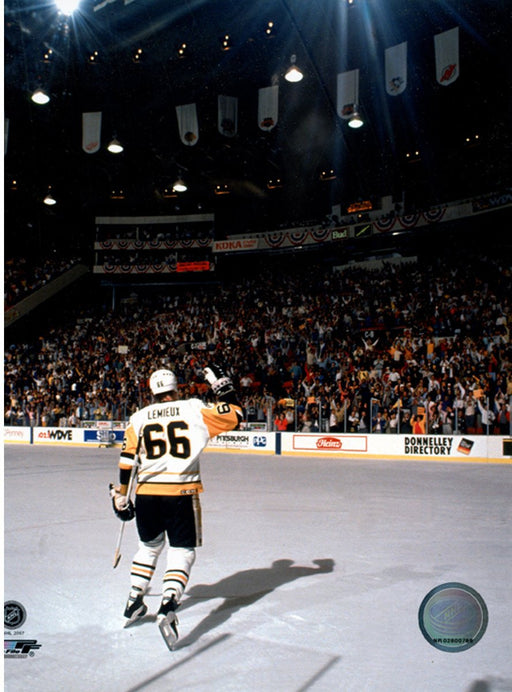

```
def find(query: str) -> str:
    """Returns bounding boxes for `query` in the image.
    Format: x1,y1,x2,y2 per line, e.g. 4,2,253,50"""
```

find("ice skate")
123,593,147,626
157,596,179,650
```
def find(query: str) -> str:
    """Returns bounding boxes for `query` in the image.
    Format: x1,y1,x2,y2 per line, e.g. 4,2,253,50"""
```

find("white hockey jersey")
119,397,242,496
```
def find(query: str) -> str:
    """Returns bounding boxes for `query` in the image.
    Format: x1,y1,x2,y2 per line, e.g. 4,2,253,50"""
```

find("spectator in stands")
496,402,510,435
387,410,399,433
476,396,496,435
348,406,360,433
400,411,413,434
464,394,477,433
274,411,288,431
329,398,346,432
372,410,386,433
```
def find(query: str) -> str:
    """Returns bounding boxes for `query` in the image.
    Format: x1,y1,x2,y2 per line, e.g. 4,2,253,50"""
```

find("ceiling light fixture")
107,137,124,154
31,88,50,105
43,188,57,205
55,0,81,15
173,177,187,193
348,111,364,129
285,55,303,83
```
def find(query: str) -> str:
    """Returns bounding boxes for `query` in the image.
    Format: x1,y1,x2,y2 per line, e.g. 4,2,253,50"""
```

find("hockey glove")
109,484,135,522
204,364,238,405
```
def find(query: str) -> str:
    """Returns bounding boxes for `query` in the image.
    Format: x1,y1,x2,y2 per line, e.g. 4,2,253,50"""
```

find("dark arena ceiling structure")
4,0,512,255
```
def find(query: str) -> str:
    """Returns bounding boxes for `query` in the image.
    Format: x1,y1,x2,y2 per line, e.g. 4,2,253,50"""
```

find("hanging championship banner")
337,69,359,119
82,112,102,154
434,27,459,86
258,85,278,131
385,42,407,95
218,95,238,137
176,103,199,145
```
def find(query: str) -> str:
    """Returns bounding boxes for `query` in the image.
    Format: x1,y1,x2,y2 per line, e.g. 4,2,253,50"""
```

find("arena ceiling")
4,0,512,251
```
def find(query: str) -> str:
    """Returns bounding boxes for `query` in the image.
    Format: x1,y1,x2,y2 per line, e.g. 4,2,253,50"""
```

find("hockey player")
111,364,242,650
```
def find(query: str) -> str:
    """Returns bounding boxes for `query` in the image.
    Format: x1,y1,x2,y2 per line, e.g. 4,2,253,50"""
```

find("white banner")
82,111,102,154
258,85,279,131
385,42,407,95
212,238,259,253
176,103,199,145
434,27,459,86
33,428,84,445
206,430,273,453
280,433,509,462
337,69,360,119
291,434,368,453
218,95,238,137
3,427,31,443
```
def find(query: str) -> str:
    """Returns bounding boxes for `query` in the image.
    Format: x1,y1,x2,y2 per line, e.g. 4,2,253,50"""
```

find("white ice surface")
4,446,512,692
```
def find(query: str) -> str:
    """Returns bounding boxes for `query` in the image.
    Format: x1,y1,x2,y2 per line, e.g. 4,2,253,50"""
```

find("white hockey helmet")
149,369,178,396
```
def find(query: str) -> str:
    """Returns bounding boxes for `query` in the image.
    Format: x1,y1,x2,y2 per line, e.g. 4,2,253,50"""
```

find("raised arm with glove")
203,363,241,407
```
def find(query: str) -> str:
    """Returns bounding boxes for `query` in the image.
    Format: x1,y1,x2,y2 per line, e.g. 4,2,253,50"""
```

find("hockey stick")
111,438,141,569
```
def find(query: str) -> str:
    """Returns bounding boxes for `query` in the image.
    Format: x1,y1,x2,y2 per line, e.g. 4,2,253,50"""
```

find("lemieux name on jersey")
147,405,181,420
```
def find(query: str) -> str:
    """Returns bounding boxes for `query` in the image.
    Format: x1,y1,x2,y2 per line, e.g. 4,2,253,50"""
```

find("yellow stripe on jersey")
136,481,203,496
201,403,242,438
137,471,199,480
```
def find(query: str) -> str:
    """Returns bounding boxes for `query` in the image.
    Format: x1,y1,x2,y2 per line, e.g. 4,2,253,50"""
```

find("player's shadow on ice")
175,558,335,648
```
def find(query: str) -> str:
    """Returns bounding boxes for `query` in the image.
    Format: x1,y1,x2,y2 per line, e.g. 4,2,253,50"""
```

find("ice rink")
4,445,512,692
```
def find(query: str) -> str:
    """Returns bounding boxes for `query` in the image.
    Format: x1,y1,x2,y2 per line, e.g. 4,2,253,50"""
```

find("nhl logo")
4,601,27,630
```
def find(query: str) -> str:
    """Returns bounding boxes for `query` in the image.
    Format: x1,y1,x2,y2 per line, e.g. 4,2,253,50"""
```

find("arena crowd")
4,255,83,309
4,248,512,435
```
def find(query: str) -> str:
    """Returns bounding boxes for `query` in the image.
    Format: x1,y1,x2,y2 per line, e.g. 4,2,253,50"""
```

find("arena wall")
4,427,512,462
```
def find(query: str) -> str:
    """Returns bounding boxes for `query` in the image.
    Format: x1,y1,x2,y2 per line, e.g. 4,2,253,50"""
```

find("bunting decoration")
374,214,397,233
434,27,459,86
218,95,238,137
422,207,446,224
265,231,285,248
258,85,279,131
82,111,102,154
398,212,420,228
310,227,331,242
176,103,199,145
337,69,360,119
288,229,308,246
96,239,213,251
385,42,407,95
